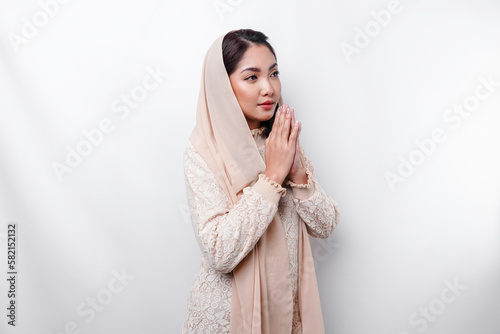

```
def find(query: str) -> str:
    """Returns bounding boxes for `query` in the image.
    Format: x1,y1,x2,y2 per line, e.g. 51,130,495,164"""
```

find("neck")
248,123,262,130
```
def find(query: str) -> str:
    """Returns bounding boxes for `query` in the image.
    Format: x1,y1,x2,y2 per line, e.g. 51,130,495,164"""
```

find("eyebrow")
240,63,278,74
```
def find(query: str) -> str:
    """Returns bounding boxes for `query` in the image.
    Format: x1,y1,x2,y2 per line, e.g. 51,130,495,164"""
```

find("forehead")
237,44,276,67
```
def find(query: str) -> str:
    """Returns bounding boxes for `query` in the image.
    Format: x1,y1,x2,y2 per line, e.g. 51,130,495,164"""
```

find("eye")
244,74,257,81
271,70,280,77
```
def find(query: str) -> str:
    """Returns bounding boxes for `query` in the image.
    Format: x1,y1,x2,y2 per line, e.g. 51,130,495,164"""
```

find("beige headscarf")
189,32,325,333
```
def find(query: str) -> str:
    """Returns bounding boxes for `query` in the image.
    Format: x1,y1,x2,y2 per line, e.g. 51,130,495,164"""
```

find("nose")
261,78,274,96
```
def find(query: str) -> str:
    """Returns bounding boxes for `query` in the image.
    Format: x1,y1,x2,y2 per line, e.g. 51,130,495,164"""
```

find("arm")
183,144,287,274
285,142,340,239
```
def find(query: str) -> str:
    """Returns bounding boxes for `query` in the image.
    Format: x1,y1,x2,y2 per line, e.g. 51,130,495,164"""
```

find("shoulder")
183,141,219,186
183,141,209,171
183,140,197,159
183,141,231,206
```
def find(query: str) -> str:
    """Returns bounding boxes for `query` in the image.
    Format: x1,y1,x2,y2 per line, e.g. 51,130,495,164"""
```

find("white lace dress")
182,125,340,333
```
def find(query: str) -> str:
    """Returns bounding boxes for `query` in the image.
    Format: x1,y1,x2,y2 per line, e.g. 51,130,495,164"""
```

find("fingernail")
286,108,290,115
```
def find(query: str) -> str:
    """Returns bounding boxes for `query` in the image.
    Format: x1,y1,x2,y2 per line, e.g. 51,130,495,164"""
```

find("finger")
278,104,287,144
274,105,282,127
295,121,302,151
293,115,299,148
270,105,282,141
290,119,300,150
276,104,283,138
283,105,291,144
280,105,290,144
275,105,284,129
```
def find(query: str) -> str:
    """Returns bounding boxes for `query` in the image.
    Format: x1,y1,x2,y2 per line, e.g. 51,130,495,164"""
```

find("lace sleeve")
183,143,285,274
285,142,340,239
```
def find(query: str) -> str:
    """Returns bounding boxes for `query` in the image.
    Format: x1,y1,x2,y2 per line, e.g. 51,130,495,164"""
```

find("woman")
182,29,340,333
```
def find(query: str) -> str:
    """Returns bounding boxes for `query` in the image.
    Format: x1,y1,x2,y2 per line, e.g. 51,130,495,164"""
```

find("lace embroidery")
285,168,313,188
249,125,267,135
258,173,287,197
182,140,339,333
291,142,340,238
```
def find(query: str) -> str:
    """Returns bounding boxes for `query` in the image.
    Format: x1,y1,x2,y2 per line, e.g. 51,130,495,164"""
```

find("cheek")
229,77,246,104
274,80,282,93
270,80,281,99
233,83,254,106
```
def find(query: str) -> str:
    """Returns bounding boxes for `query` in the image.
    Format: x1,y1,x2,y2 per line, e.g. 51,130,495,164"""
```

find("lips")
258,100,275,106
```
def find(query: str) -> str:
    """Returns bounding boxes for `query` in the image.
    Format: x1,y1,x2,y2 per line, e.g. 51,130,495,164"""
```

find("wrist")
263,170,284,185
288,168,308,185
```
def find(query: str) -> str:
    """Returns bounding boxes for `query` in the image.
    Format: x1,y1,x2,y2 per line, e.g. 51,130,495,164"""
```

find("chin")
262,113,275,122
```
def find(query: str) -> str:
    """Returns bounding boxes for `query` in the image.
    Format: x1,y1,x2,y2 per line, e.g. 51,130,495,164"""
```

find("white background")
0,0,499,333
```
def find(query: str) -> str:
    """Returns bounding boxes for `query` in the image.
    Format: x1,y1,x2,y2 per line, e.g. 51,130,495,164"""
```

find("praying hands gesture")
263,104,308,186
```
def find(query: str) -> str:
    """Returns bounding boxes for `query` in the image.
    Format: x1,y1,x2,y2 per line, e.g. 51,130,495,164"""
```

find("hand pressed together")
263,104,307,185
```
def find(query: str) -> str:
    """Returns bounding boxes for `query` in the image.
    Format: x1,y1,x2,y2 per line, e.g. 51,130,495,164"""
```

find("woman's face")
229,44,281,130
